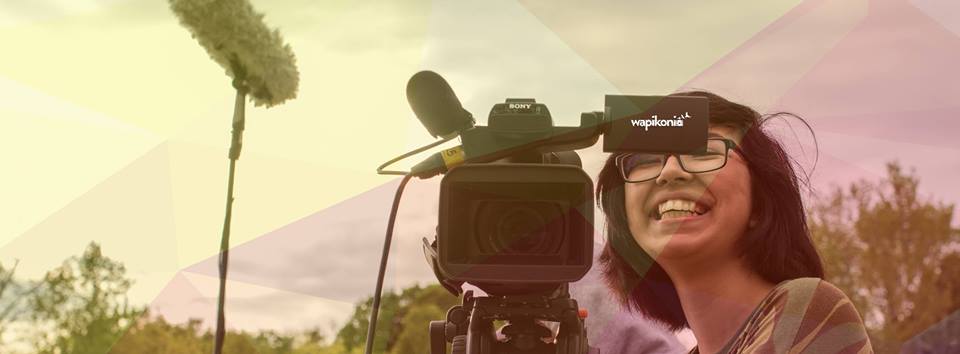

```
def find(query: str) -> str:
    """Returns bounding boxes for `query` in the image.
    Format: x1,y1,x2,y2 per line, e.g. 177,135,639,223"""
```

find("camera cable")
376,136,455,176
366,134,458,353
364,173,414,354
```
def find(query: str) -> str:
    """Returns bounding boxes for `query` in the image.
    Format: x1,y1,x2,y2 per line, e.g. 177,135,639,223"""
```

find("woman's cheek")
623,187,655,250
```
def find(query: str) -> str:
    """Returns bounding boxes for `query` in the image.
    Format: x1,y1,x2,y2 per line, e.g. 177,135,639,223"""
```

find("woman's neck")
665,258,775,354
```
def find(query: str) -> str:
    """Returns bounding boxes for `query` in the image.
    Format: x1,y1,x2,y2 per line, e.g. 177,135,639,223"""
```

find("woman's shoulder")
771,276,844,294
730,278,873,353
770,278,864,318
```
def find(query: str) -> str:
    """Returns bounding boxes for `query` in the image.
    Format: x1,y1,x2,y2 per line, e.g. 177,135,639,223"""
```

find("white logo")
508,103,533,109
630,112,692,131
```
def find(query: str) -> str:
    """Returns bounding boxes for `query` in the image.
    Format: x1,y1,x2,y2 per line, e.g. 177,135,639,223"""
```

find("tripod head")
429,286,589,354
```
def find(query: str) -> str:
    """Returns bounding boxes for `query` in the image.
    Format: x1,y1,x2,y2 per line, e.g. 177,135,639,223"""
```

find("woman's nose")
656,155,693,186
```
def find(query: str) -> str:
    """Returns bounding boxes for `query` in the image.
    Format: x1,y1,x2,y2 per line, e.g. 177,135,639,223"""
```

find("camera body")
427,99,600,296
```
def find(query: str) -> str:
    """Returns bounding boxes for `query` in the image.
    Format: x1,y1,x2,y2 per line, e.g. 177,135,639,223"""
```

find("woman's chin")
642,214,716,260
655,237,710,261
637,232,705,261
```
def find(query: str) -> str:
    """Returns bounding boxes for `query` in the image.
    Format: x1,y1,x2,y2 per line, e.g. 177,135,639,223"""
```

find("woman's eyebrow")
708,132,726,139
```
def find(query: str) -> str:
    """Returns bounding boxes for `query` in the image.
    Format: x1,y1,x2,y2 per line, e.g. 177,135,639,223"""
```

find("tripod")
429,286,588,354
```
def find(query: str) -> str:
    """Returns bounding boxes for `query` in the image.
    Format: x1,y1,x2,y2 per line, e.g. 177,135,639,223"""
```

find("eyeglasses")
615,138,739,183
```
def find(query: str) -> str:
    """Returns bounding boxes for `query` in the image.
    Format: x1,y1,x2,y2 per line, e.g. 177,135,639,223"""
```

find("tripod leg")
555,332,569,354
465,310,493,354
451,335,467,354
556,329,586,354
556,311,588,354
430,321,447,354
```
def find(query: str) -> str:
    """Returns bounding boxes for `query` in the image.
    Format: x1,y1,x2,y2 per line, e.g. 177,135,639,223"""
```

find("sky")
2,0,959,345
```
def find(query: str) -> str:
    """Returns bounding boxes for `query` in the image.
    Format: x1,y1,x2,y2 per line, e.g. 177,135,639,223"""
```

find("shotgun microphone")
406,71,475,138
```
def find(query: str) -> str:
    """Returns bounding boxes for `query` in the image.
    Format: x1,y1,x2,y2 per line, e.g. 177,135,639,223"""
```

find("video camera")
375,71,709,354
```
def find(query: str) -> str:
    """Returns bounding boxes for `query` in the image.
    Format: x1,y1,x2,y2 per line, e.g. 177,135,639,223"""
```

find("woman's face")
624,125,752,264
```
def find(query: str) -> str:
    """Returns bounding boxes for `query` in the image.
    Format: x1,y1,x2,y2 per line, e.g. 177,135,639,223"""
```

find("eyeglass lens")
620,139,729,182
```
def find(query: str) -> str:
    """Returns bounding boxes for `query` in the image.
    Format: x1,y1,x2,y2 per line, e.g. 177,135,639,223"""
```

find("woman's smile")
647,193,715,234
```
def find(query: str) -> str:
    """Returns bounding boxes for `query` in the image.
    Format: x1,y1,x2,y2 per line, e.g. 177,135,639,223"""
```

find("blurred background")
1,0,958,353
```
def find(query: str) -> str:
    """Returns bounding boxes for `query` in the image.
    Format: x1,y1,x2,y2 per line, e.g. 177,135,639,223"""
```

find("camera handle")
429,290,589,354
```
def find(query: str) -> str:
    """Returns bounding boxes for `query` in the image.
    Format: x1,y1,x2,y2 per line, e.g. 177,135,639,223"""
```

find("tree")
809,162,960,352
335,284,460,354
9,241,470,353
335,290,401,353
2,243,350,353
26,242,143,354
0,260,43,345
113,312,332,354
389,285,459,354
109,314,207,354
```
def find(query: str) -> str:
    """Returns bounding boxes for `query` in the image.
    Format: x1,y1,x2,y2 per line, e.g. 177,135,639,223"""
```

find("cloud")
150,272,354,336
246,0,431,55
423,7,614,126
182,178,443,303
0,0,160,27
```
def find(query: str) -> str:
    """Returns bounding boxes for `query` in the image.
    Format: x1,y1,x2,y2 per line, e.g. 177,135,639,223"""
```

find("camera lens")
495,206,547,253
438,165,594,286
475,201,565,256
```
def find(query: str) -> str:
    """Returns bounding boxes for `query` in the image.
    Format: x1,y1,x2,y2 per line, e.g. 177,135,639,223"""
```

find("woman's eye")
691,154,722,160
630,156,661,166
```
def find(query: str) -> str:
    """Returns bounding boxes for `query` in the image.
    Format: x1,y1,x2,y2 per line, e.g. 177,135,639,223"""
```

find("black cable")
364,174,414,354
377,136,454,175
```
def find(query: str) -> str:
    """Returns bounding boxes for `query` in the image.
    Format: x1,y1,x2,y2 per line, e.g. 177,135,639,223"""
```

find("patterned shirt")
689,278,872,354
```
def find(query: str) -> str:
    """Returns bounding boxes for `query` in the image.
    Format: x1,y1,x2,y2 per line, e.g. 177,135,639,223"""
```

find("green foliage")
109,283,458,354
335,291,399,353
809,162,960,352
335,284,460,354
0,260,42,340
111,312,337,354
26,243,143,354
388,285,461,354
1,242,389,354
0,233,471,354
109,315,207,353
389,304,446,354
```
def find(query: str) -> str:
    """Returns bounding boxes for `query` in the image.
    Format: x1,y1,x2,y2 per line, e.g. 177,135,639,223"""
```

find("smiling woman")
595,91,873,353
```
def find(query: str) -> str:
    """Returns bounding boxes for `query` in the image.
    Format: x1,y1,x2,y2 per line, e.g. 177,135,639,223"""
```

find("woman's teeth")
661,210,698,219
655,199,708,220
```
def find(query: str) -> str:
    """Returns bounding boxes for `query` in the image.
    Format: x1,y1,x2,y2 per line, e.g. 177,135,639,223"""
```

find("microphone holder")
214,58,248,354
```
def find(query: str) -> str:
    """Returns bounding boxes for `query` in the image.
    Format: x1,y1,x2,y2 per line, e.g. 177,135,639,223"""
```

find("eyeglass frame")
614,138,741,183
